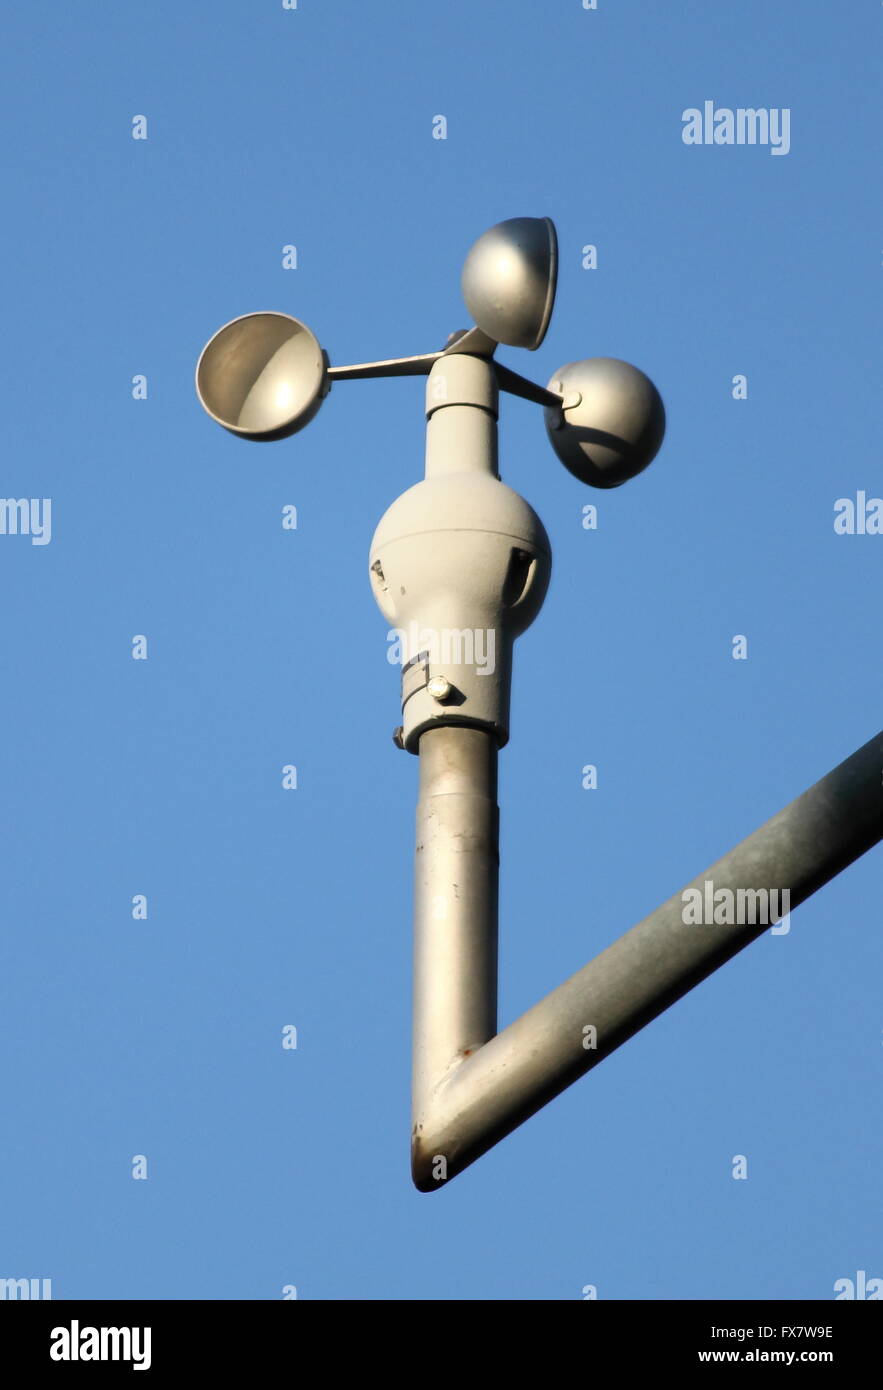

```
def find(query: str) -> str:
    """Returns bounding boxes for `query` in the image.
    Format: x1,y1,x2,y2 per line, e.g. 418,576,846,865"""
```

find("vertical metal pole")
411,355,502,1167
406,351,541,1180
424,352,498,478
412,726,499,1169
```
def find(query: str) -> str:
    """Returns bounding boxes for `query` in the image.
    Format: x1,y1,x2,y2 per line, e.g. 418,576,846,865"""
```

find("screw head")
427,675,453,702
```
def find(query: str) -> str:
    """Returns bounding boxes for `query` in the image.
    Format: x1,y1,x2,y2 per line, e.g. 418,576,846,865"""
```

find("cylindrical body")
369,354,551,752
423,353,499,478
412,727,499,1141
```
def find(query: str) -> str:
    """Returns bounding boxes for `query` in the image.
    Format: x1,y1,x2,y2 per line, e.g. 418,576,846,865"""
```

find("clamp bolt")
427,675,453,702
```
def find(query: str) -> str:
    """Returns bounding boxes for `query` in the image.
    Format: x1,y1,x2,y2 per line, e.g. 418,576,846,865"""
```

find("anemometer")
196,216,881,1190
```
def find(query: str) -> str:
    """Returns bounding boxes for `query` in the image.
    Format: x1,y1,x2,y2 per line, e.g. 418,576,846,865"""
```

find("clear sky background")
1,1,880,1300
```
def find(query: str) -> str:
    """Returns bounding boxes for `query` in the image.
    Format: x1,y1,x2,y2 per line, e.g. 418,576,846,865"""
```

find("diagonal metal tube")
411,727,883,1191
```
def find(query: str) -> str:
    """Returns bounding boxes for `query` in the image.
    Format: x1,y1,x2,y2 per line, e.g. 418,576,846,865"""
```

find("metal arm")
326,350,566,411
326,352,443,381
411,727,883,1190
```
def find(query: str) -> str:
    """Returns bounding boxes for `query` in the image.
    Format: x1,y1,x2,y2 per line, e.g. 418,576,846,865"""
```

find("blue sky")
1,1,880,1299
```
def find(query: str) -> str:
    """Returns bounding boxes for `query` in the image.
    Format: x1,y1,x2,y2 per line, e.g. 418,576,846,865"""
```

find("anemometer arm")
411,726,883,1190
326,352,443,381
326,349,565,413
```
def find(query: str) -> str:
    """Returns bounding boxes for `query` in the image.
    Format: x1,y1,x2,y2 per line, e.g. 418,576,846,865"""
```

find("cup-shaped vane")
545,357,665,488
196,312,329,441
461,217,558,350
